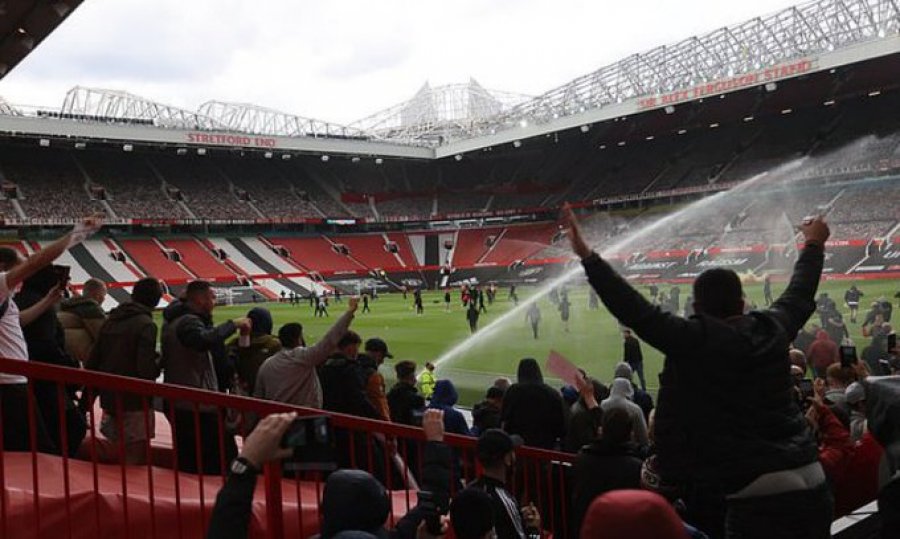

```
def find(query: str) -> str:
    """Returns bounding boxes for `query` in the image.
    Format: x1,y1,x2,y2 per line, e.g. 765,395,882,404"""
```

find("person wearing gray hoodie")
600,378,650,447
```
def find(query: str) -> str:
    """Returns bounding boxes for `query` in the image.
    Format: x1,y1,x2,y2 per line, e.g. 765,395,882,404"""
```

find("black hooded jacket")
582,244,823,493
501,358,567,449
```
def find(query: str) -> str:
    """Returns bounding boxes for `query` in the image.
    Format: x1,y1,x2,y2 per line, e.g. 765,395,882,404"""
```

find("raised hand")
799,216,830,247
562,203,592,259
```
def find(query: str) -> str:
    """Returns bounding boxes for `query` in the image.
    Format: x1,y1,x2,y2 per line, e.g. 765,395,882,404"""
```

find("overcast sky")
1,0,802,124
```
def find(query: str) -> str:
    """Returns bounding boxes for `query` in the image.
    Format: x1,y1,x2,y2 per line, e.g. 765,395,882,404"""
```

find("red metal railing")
0,357,576,538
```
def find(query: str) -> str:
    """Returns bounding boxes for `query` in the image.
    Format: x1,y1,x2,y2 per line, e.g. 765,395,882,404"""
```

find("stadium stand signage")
186,132,277,148
637,58,815,110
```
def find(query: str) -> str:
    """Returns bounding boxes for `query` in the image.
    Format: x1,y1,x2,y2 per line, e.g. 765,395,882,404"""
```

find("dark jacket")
582,244,823,492
226,307,280,392
161,300,237,398
427,380,469,435
572,439,644,536
468,475,528,539
501,359,567,449
471,400,502,435
564,396,605,453
623,335,643,366
85,302,159,411
320,353,381,419
386,381,425,426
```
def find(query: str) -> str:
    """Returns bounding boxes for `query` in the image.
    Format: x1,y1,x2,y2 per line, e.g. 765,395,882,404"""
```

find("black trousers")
0,383,56,453
172,408,237,475
724,483,833,539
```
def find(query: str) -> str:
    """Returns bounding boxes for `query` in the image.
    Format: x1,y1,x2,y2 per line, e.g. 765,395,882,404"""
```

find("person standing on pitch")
559,290,571,332
763,274,774,306
467,301,480,333
478,286,488,314
362,293,371,314
844,284,863,323
622,329,646,392
526,302,541,339
509,284,518,305
414,288,424,315
565,204,833,538
444,289,451,312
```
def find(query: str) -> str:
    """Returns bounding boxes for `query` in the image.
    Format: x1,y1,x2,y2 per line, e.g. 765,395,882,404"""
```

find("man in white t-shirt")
0,218,101,452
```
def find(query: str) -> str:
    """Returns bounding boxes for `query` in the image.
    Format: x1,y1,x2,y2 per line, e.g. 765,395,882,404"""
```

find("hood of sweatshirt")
430,379,459,407
320,470,389,538
517,357,544,384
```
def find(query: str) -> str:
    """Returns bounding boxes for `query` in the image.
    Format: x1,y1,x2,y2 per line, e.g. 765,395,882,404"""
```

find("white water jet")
431,157,808,371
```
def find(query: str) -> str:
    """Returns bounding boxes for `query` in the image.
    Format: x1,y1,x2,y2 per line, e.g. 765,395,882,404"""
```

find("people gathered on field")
1,212,899,539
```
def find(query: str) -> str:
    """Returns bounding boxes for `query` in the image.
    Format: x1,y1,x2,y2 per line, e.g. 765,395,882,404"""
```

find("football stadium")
0,0,898,537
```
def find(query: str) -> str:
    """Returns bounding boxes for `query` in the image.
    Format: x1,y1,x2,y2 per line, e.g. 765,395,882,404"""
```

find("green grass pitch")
159,278,899,407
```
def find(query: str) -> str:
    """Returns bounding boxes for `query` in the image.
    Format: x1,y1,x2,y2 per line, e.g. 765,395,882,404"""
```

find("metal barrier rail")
0,357,576,538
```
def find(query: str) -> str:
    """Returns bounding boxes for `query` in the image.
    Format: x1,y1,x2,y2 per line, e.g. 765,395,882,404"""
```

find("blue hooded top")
427,379,470,436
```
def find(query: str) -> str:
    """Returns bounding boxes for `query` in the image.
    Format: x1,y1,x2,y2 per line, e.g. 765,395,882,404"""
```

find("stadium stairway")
268,236,366,274
67,243,133,307
226,237,315,296
453,228,501,267
385,232,417,268
119,239,195,283
161,238,239,283
481,223,558,265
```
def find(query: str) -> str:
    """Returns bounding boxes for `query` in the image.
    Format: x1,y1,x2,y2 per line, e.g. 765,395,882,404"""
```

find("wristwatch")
230,456,260,476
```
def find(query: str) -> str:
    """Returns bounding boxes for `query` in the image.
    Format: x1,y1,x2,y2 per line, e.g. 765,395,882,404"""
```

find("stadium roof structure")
0,0,898,158
349,79,532,146
0,0,82,80
198,101,370,140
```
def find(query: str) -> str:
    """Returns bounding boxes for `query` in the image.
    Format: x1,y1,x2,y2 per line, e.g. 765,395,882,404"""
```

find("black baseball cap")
476,429,523,463
364,338,393,359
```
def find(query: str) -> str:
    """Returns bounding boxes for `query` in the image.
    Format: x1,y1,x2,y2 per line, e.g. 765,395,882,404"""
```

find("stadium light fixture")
743,116,754,122
38,138,50,147
664,106,675,115
321,155,330,162
823,100,836,106
677,129,687,135
351,156,360,163
16,27,26,34
781,108,793,115
709,123,720,128
599,144,606,150
513,140,522,148
765,82,777,92
617,141,626,147
645,135,655,141
868,90,881,97
264,151,273,159
281,154,291,160
123,144,133,152
518,120,528,128
580,125,590,133
375,158,384,165
175,148,187,155
454,154,463,161
74,142,86,150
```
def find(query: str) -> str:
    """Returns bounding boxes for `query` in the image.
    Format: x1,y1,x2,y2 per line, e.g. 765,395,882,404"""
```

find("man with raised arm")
254,297,358,408
0,218,102,452
564,205,832,538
